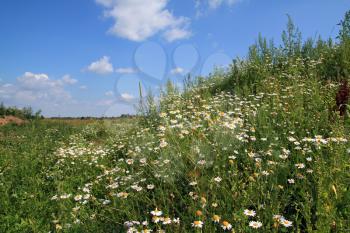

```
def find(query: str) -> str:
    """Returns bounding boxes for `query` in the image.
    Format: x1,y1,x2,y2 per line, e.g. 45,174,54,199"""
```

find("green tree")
338,10,350,42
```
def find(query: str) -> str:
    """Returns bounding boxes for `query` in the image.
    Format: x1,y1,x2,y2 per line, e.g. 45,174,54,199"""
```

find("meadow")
1,14,350,232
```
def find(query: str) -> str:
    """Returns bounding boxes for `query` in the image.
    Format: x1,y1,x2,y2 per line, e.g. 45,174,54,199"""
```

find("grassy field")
0,118,137,232
1,15,350,233
1,76,349,232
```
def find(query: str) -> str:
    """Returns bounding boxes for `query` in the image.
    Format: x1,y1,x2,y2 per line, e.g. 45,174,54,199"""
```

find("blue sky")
0,0,349,117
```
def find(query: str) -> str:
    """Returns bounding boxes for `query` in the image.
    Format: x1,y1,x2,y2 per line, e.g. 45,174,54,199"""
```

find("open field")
1,73,350,232
1,13,350,233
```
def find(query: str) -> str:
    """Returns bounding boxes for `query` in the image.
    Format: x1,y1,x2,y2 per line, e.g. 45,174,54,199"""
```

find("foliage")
0,103,42,120
1,10,350,233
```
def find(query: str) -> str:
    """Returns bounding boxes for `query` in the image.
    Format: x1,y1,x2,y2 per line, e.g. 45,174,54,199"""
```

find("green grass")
2,12,350,233
0,121,79,232
1,74,349,232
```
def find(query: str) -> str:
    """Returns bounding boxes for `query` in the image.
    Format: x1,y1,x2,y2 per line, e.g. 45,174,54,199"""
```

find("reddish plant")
335,80,350,116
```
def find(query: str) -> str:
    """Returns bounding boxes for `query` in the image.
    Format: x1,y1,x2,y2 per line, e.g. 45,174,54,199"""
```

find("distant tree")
0,102,5,116
0,103,42,120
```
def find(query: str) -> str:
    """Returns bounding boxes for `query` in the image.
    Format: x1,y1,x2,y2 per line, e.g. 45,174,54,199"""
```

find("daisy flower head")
195,210,203,216
280,218,293,227
126,159,134,165
162,217,172,225
124,221,134,228
152,216,161,223
295,163,305,169
212,214,221,223
249,221,262,229
262,170,270,176
221,220,232,230
244,209,256,217
214,176,222,183
116,192,129,199
173,217,180,224
150,208,162,216
74,194,82,201
288,178,295,184
273,215,282,221
192,220,203,228
189,181,197,186
159,140,168,148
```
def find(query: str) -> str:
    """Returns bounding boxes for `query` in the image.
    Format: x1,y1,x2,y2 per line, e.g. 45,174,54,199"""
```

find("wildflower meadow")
1,12,350,233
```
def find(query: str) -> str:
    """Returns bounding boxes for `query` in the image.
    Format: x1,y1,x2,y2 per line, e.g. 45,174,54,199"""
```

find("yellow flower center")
222,221,230,226
194,221,201,226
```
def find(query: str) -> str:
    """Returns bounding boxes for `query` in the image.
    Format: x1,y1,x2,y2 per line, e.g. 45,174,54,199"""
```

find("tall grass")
1,11,350,233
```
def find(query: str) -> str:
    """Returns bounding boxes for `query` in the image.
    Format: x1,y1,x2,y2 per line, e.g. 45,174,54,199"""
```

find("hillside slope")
1,12,350,233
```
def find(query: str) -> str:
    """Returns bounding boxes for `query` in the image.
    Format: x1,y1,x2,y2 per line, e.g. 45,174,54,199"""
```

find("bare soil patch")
0,116,25,126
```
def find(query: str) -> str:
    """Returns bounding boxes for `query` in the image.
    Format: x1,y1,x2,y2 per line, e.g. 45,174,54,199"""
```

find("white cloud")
79,85,87,90
105,90,114,96
0,72,73,107
86,56,114,74
195,0,241,16
163,28,192,42
170,67,185,74
0,72,137,117
115,67,137,74
96,0,191,42
61,74,78,85
121,92,135,102
208,0,222,9
18,72,53,90
95,0,115,7
17,72,77,90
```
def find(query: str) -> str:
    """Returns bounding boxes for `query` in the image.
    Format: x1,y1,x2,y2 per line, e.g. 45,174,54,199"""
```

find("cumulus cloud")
86,56,114,74
195,0,241,16
115,67,137,74
17,72,77,90
96,0,191,42
121,92,135,102
170,67,185,74
0,72,136,117
18,72,54,90
163,28,192,42
0,72,73,108
61,74,78,85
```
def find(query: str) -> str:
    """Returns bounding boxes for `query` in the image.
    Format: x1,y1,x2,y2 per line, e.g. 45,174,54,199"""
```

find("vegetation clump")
0,102,42,120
